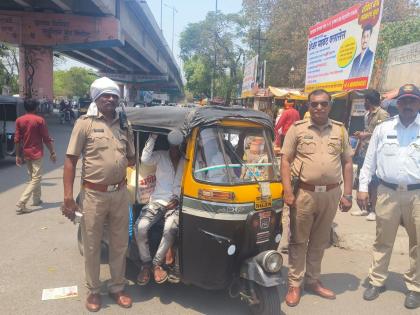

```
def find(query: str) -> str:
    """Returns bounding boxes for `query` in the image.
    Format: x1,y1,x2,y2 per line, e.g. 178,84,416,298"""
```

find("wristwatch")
342,194,353,202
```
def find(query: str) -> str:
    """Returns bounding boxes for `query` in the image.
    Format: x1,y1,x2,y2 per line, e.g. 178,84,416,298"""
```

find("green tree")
53,67,96,98
180,12,245,101
0,44,19,94
371,17,420,88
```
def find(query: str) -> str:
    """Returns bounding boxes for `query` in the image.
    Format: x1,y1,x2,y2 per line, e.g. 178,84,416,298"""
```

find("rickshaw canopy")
126,105,274,138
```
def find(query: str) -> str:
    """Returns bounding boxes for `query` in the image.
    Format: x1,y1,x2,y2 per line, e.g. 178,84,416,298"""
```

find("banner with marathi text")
304,0,383,93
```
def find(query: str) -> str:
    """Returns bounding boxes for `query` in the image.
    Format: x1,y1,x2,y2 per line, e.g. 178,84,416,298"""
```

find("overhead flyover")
0,0,183,100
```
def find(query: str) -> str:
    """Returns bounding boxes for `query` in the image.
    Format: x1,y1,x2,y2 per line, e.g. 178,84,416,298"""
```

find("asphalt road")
0,114,415,315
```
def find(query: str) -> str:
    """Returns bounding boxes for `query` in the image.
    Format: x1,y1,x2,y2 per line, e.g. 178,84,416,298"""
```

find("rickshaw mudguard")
240,253,282,287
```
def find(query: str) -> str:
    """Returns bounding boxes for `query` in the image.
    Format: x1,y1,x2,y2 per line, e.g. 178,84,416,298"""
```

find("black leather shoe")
363,284,385,301
404,291,420,309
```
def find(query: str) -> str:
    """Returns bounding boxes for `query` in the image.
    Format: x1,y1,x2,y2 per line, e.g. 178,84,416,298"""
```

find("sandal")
153,265,168,284
137,264,151,286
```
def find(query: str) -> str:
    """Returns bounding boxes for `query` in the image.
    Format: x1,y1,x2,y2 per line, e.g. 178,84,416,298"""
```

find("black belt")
379,179,420,192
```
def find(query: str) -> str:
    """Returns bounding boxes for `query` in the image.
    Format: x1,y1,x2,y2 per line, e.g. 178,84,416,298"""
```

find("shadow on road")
361,271,408,293
0,158,15,169
99,259,286,315
320,272,360,295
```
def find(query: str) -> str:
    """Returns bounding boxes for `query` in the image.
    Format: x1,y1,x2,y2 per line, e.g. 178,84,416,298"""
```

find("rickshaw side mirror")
168,130,184,146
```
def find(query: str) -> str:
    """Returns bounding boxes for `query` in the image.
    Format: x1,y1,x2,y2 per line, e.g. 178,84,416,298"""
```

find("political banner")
241,55,259,97
305,0,384,93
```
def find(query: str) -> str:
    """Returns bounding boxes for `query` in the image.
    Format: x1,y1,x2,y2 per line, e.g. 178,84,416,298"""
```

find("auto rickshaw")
77,105,284,314
77,97,91,118
0,95,24,159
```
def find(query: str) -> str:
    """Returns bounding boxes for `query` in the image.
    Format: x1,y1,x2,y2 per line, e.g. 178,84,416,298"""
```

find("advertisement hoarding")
241,55,259,97
305,0,384,93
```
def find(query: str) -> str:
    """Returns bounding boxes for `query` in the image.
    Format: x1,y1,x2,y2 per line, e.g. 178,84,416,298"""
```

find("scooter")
59,109,75,125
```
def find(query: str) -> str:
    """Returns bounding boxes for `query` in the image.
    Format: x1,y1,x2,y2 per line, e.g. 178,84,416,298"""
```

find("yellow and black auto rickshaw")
78,105,284,314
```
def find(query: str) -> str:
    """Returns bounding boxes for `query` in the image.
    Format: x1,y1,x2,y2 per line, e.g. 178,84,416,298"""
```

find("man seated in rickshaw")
135,133,185,285
194,128,234,183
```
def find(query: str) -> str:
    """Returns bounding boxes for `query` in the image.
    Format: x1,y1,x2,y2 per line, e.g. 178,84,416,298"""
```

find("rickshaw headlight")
260,250,283,273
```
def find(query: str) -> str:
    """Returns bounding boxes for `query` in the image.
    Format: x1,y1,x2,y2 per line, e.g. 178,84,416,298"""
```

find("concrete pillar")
124,84,130,101
19,46,53,100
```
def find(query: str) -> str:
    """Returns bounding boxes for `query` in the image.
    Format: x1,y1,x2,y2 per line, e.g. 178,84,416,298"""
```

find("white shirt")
141,135,185,205
359,114,420,192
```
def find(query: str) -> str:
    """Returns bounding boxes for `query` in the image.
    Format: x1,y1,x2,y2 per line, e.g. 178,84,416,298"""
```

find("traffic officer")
357,84,420,309
62,77,135,312
281,89,353,307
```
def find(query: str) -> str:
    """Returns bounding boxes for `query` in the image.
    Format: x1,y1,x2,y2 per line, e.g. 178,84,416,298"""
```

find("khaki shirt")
358,107,389,157
281,119,353,185
66,112,135,184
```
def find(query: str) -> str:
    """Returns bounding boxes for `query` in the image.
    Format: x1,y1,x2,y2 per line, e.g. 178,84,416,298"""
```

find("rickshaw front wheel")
249,284,281,315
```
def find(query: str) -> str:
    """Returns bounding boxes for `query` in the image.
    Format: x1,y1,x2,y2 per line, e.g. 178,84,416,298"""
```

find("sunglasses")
309,101,330,108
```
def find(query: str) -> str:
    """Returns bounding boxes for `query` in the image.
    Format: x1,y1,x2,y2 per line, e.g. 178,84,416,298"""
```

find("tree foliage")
242,0,419,88
0,44,19,94
179,12,245,101
53,67,96,98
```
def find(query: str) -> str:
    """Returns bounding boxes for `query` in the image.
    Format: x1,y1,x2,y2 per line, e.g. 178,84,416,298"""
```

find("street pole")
263,60,267,88
252,24,266,87
171,6,175,53
211,0,218,100
160,0,163,30
164,3,177,54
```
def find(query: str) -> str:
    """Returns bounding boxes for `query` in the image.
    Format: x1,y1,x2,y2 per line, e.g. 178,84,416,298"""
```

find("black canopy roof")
125,105,274,138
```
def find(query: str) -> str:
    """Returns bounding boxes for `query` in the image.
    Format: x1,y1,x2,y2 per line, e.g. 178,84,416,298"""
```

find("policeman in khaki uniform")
281,89,353,307
62,77,135,312
358,84,420,309
351,89,389,220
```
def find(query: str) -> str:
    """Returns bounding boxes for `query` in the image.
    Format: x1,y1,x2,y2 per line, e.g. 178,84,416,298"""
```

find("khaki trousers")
369,185,420,292
288,186,341,287
18,158,43,206
79,186,129,294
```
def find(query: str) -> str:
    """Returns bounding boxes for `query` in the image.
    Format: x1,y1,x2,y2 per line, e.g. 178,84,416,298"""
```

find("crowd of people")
12,77,420,312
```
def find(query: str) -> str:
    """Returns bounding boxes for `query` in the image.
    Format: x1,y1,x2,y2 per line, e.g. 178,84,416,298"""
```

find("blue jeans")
135,202,179,266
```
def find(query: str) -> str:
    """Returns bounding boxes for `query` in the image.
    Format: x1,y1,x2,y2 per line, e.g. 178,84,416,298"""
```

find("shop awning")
268,86,308,100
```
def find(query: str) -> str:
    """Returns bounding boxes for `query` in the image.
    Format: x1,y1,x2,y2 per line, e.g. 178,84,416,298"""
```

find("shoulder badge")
294,119,308,126
331,119,343,126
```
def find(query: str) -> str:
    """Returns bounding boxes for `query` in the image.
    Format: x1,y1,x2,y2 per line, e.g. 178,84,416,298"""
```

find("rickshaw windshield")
194,126,279,184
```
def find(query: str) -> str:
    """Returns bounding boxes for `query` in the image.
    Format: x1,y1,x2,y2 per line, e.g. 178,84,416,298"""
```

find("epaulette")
294,119,308,126
380,116,396,123
331,119,343,126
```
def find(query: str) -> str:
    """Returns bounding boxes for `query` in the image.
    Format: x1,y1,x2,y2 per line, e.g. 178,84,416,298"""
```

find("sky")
60,0,243,71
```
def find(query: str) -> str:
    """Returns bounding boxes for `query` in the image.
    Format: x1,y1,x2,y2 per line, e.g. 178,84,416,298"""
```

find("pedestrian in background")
274,100,300,147
352,89,389,221
357,84,420,310
62,77,135,312
281,89,353,307
14,98,56,214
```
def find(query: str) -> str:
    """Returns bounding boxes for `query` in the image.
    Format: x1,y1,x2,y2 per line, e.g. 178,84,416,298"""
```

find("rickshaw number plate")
255,196,272,210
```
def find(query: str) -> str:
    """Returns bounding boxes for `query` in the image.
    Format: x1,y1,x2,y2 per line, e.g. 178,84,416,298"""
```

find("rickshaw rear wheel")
249,284,281,315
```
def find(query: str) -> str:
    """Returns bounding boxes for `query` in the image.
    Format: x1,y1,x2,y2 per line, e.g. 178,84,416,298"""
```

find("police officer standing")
357,84,420,309
281,89,353,307
62,77,135,312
